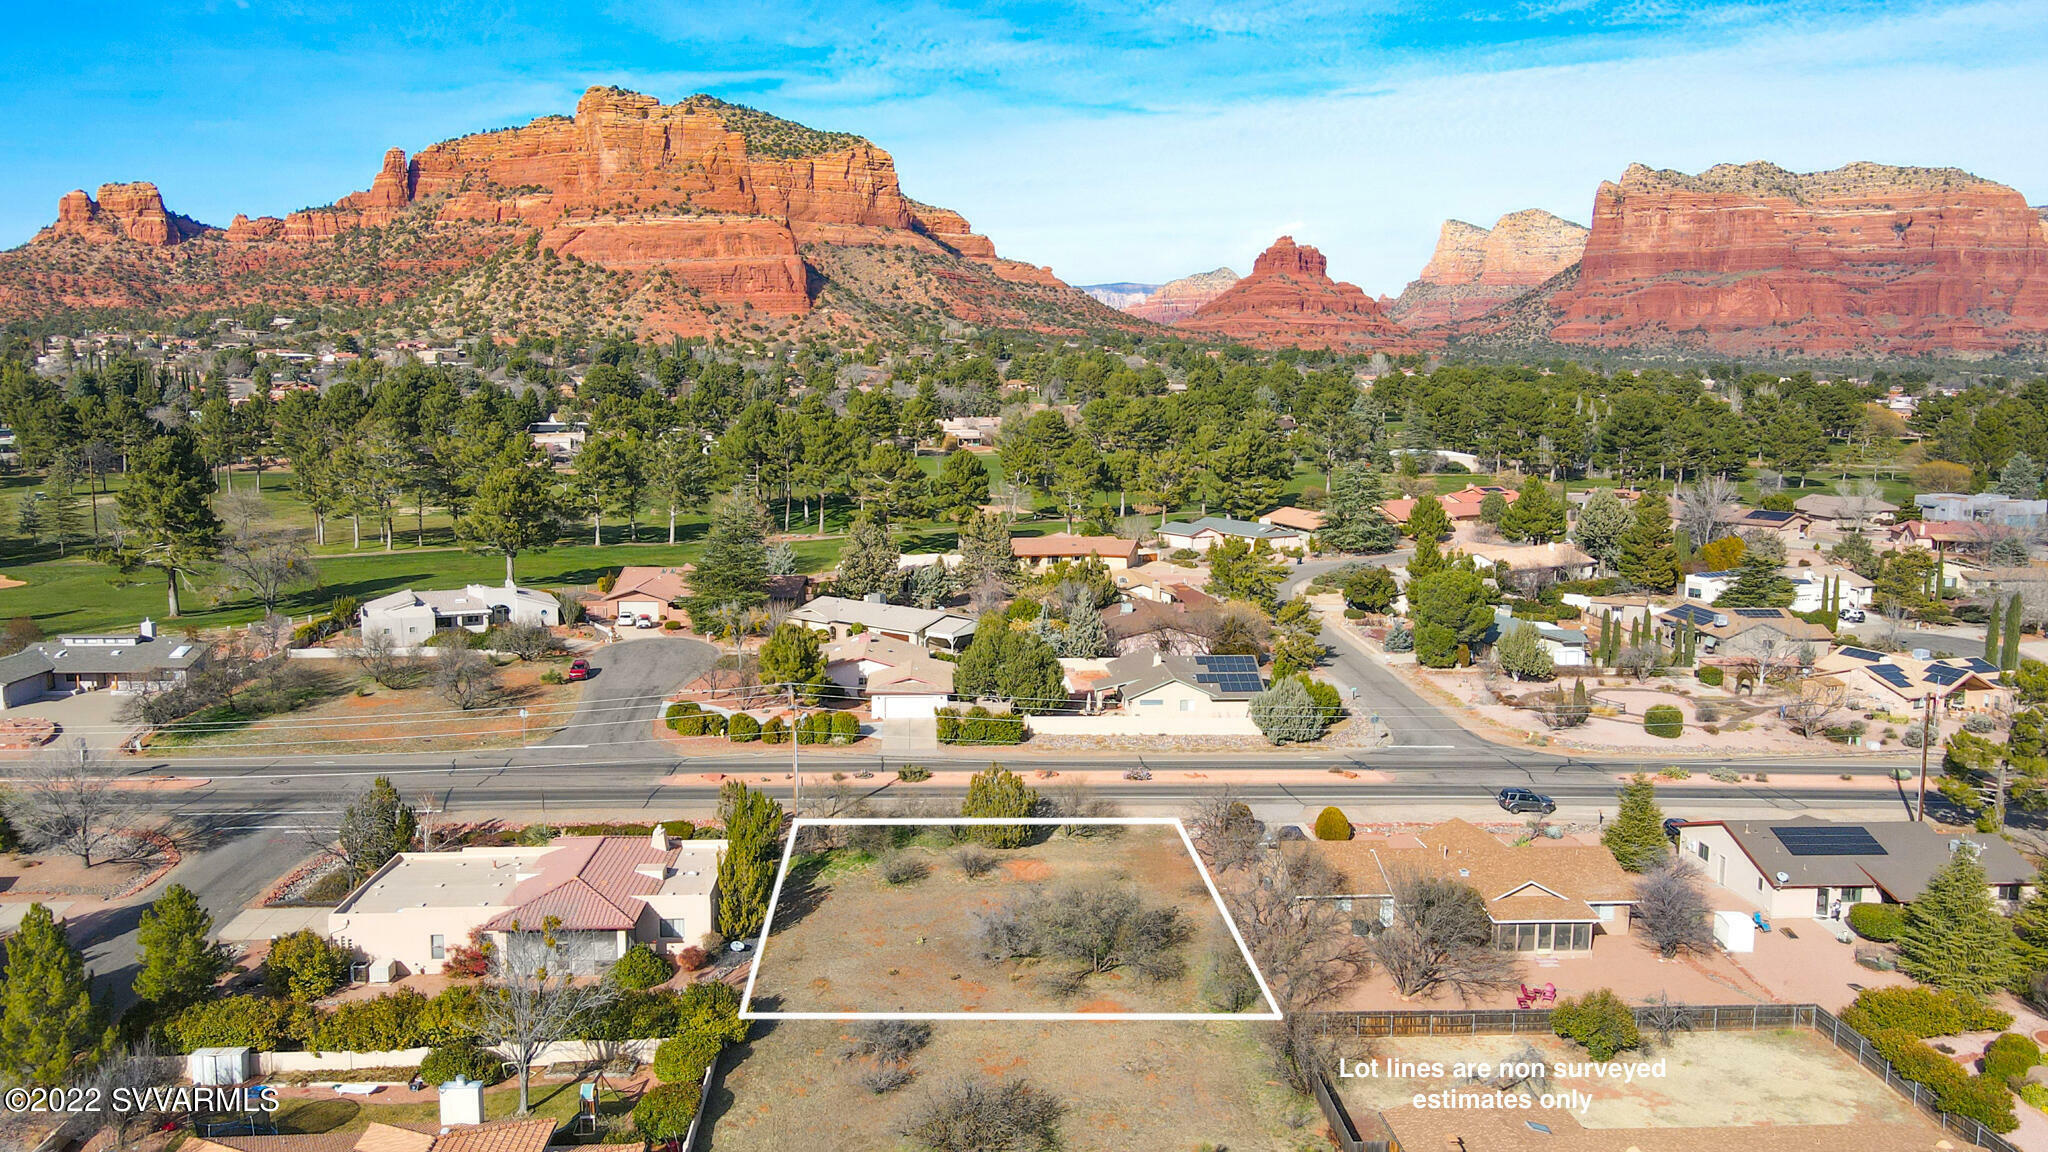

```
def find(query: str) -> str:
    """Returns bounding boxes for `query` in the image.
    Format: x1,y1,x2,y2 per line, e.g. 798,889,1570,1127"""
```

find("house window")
1139,698,1163,707
1999,884,2022,902
1596,904,1615,922
429,934,445,960
1179,699,1193,712
1695,842,1709,863
1841,887,1864,904
662,918,689,939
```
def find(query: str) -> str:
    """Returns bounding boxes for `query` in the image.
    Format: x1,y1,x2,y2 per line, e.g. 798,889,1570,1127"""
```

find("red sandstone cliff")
1391,210,1586,327
6,88,1121,338
1516,162,2048,356
1128,267,1239,324
1177,237,1415,350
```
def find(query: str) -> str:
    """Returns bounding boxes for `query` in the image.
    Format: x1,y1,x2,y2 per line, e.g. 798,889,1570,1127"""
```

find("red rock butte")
1177,236,1418,350
1525,161,2048,356
9,86,1096,337
1391,209,1587,328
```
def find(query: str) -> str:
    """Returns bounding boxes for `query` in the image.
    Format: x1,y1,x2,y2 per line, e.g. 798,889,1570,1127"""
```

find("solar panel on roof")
1924,666,1968,685
1872,665,1913,687
1734,608,1782,618
1838,646,1886,662
1747,510,1794,523
1771,825,1886,857
1194,654,1259,673
1960,657,1999,673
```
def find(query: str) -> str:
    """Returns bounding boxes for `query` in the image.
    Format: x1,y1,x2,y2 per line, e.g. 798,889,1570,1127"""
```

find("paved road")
540,635,718,753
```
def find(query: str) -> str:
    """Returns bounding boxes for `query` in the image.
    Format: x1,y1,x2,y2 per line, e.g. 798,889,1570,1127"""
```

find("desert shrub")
974,884,1190,984
1903,725,1927,748
1552,989,1641,1061
879,853,930,885
1965,714,1997,734
1984,1033,2041,1082
831,710,860,742
418,1043,501,1086
301,869,357,904
2024,1082,2048,1111
1848,902,1908,942
611,944,673,991
1693,702,1720,724
845,1020,933,1063
632,1081,702,1140
727,713,761,742
1841,986,2013,1038
307,990,439,1052
675,946,709,972
165,995,301,1052
1313,806,1353,841
956,845,998,878
898,765,933,782
902,1077,1064,1152
1695,665,1724,687
653,1032,723,1085
1868,1028,2018,1133
267,929,353,1002
860,1063,915,1093
1643,704,1683,739
761,715,788,744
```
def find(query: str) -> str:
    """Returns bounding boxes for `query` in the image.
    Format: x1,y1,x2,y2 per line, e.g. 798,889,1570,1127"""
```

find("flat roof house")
1010,533,1141,571
1157,516,1309,554
329,828,724,977
1917,491,2048,529
785,594,978,653
1308,819,1637,955
1674,817,2033,921
360,583,561,646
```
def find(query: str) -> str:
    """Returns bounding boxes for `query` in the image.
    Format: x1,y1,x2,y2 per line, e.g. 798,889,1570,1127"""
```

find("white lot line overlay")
738,816,1283,1022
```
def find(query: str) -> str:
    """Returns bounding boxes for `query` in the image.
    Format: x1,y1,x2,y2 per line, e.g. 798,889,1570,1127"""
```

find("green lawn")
263,1075,634,1140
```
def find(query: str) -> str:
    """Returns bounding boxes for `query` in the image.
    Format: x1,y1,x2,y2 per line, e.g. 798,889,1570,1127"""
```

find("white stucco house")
824,633,956,719
359,583,561,646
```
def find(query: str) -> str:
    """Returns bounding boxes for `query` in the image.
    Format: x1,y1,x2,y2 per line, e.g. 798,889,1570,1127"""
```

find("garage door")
872,694,946,720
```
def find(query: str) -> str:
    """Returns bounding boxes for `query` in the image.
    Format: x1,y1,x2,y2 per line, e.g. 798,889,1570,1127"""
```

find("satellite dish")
1775,871,1790,883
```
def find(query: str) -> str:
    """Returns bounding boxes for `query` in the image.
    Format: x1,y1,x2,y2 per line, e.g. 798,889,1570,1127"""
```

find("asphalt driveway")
540,635,718,754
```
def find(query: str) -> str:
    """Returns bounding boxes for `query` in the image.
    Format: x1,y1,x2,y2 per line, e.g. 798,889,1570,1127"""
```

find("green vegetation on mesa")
678,93,867,158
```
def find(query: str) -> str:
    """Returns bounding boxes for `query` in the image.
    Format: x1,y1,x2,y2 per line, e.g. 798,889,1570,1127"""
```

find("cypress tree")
0,903,106,1085
1897,849,2021,995
1986,596,2003,666
2004,595,2025,672
1601,774,1670,872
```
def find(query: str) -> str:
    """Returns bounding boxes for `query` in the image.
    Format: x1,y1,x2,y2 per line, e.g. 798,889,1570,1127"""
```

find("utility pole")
1915,692,1934,822
789,684,802,811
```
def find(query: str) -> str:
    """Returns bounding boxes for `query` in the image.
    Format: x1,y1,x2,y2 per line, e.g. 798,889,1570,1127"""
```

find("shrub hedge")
1986,1033,2042,1082
1841,987,2013,1038
1643,704,1684,739
1695,666,1724,687
1868,1027,2018,1133
935,705,1025,746
1847,902,1908,942
418,1043,502,1085
728,713,761,742
1552,989,1640,1061
633,1082,702,1140
667,702,728,737
612,944,673,991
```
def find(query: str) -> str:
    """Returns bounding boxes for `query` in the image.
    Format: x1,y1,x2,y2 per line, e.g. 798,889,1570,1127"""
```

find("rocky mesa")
1486,161,2048,357
1176,237,1414,350
1,87,1126,339
1390,209,1586,328
1128,267,1239,324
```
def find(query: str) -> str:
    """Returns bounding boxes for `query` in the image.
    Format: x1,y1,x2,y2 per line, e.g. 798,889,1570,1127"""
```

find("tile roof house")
1258,506,1326,532
1157,516,1310,554
824,633,956,719
191,1119,555,1152
1308,819,1637,954
1675,817,2033,922
785,595,978,653
587,565,690,623
1378,484,1518,526
360,584,560,646
329,829,724,976
1009,533,1142,570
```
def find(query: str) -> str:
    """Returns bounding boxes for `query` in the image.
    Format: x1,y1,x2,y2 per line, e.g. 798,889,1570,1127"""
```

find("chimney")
650,824,670,851
138,618,156,640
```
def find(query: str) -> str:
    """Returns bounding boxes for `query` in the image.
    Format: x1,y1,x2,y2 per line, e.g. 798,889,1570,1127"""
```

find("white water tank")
440,1077,485,1126
1712,910,1756,953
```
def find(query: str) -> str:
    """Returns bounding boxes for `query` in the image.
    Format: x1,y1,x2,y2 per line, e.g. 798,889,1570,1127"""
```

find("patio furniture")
1752,911,1771,932
1516,983,1556,1010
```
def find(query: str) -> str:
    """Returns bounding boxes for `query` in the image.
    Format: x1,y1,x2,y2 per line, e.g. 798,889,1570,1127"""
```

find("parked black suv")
1496,787,1557,815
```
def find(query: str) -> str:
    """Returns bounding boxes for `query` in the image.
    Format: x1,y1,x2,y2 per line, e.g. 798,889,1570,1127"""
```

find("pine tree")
1715,548,1796,609
1321,462,1399,554
132,883,229,1018
687,489,771,623
1405,492,1450,543
1573,487,1633,573
1500,477,1565,543
0,903,106,1085
1601,774,1670,872
715,784,784,940
1617,492,1678,592
2004,595,2025,672
1408,533,1446,578
835,512,901,600
1897,848,2021,995
107,432,222,617
961,765,1037,848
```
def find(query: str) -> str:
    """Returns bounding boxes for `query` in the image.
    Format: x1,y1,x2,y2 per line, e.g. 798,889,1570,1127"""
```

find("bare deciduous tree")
1369,870,1520,1002
216,531,318,613
1783,678,1848,739
1634,860,1716,959
1833,478,1886,534
491,621,557,661
902,1076,1064,1152
432,645,501,710
88,1039,177,1150
1186,788,1265,875
1639,991,1697,1044
1676,477,1738,550
4,738,141,867
353,629,420,688
476,928,621,1114
1218,847,1371,1093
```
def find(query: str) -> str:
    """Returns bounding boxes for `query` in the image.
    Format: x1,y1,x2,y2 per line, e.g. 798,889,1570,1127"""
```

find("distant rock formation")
1129,268,1239,324
1177,238,1412,350
46,183,212,247
1479,161,2048,357
1391,210,1587,327
1079,282,1161,311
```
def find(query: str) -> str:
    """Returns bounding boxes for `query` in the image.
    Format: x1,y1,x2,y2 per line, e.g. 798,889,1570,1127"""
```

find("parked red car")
566,658,591,681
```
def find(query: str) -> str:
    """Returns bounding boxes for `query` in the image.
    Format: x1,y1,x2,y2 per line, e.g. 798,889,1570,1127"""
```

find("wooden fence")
1308,1004,2019,1152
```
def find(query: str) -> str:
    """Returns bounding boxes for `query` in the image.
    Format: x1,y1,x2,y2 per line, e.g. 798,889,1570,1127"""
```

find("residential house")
189,1118,556,1152
1888,518,2002,554
588,565,691,624
1157,516,1310,555
1682,567,1873,614
824,633,956,719
527,420,588,460
1808,646,2011,714
1657,602,1833,656
1917,491,2048,529
1099,594,1215,655
0,620,209,703
1674,817,2033,921
1257,506,1326,533
1793,492,1900,527
1491,609,1589,667
1378,484,1517,526
1307,819,1636,954
938,415,1002,447
1726,508,1815,546
360,584,561,646
1949,563,2048,599
1086,649,1266,723
329,829,724,976
785,595,978,653
1010,533,1142,571
1465,542,1598,586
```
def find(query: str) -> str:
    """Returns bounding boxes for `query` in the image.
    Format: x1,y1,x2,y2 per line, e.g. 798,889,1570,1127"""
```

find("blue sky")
4,1,2045,292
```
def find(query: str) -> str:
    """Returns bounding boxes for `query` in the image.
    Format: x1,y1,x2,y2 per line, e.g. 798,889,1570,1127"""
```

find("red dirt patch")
1077,998,1128,1013
1001,858,1052,882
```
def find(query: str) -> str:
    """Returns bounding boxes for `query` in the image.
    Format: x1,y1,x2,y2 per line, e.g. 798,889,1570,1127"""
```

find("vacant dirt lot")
1337,1029,1946,1150
748,825,1261,1015
703,1019,1321,1151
